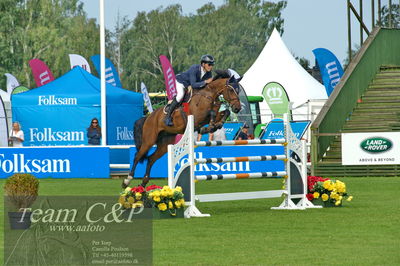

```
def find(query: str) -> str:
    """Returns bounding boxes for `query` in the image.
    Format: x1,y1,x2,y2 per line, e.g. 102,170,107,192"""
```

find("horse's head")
221,75,242,113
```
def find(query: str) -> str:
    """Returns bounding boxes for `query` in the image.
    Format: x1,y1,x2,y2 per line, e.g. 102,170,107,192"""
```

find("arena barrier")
109,145,132,171
168,115,321,218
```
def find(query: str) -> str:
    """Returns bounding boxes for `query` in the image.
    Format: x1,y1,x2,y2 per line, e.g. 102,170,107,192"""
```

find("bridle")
193,78,240,108
216,80,240,108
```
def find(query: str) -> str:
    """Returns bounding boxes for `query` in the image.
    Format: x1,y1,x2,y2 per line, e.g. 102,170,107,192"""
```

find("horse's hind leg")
141,134,176,187
122,142,155,188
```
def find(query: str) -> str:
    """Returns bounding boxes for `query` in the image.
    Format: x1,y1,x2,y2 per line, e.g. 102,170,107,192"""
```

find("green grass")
1,177,400,265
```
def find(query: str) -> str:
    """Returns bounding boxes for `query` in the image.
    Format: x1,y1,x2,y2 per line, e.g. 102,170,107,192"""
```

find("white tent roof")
240,28,327,121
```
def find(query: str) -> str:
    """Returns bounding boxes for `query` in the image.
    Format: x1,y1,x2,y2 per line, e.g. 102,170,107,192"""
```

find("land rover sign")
360,137,392,153
342,132,400,165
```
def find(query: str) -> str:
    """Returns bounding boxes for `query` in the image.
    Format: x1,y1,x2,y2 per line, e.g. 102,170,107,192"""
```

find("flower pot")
152,207,184,219
312,198,341,208
8,211,32,230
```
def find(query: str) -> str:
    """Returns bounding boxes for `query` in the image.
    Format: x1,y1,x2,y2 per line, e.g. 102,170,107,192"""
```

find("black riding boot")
164,98,179,126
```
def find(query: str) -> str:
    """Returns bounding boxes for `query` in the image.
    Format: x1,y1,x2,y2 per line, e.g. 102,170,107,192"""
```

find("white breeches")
175,81,185,102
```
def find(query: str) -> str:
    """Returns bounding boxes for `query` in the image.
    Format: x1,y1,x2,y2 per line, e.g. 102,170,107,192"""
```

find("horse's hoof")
121,177,132,189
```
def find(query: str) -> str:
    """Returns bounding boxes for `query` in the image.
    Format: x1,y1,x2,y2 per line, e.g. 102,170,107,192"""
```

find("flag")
0,95,9,147
312,48,344,96
11,86,29,102
4,73,19,95
159,55,177,100
69,54,91,73
29,59,55,87
141,82,153,113
11,86,29,95
262,81,291,119
90,55,122,87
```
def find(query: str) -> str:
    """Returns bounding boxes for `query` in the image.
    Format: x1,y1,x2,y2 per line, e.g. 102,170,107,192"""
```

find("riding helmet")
200,54,215,65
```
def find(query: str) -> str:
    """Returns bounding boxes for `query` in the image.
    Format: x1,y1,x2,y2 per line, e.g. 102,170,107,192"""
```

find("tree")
106,12,131,79
0,0,99,88
119,0,287,92
120,5,186,91
378,4,400,28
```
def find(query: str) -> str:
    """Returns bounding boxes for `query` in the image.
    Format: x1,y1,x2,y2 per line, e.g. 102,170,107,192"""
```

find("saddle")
163,86,193,114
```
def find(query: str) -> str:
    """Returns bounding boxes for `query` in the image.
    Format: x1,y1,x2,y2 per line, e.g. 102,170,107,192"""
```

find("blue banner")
0,147,109,178
312,48,344,97
130,145,285,178
261,119,310,140
91,55,122,88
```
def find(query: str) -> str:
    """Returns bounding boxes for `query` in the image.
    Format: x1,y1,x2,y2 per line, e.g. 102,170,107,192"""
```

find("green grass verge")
1,177,399,265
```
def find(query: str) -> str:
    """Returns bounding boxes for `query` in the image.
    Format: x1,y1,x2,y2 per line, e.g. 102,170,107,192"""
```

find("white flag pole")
100,0,106,146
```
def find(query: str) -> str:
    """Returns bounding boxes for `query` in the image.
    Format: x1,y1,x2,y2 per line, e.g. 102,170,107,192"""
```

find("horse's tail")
134,116,147,155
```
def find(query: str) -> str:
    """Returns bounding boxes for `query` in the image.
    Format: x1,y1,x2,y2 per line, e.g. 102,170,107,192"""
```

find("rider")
164,54,215,126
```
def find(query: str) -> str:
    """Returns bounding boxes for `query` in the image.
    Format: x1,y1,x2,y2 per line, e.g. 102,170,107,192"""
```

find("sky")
80,0,374,66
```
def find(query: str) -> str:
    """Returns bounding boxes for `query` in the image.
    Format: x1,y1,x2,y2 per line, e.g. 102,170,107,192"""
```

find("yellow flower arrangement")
119,184,185,217
147,185,185,216
307,176,353,207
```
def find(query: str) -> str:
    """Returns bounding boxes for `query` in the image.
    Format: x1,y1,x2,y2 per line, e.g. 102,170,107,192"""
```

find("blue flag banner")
91,55,122,88
260,119,311,140
312,48,344,97
130,145,285,178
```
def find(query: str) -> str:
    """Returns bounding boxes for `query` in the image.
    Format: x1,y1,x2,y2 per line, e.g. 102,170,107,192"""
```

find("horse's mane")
212,69,231,81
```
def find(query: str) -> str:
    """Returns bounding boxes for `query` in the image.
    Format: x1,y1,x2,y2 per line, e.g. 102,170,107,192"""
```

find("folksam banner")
262,82,290,119
69,54,91,73
0,147,109,178
90,55,122,88
313,48,344,97
159,55,177,100
141,82,153,113
29,59,55,87
261,119,310,140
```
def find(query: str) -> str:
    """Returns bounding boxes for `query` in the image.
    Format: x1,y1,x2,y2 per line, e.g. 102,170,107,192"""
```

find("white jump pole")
99,0,107,146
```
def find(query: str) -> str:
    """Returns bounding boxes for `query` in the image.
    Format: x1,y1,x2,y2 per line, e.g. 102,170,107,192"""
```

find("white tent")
240,28,327,122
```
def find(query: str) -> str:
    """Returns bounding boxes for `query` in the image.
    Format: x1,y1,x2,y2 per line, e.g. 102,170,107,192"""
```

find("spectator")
87,118,101,145
237,124,250,140
9,121,24,147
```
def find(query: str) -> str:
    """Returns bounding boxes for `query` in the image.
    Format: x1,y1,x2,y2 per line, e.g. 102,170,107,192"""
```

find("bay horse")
123,71,242,188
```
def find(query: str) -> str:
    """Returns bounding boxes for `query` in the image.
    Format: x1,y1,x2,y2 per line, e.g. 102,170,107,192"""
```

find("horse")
123,70,242,188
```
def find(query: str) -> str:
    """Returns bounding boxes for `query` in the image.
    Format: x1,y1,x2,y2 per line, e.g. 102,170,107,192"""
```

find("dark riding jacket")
176,64,212,89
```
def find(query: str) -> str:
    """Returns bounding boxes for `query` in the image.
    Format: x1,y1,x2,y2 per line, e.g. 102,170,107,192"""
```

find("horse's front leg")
213,109,231,130
199,110,216,134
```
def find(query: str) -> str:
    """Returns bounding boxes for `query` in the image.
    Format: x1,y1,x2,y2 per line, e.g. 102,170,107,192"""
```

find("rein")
192,79,239,109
